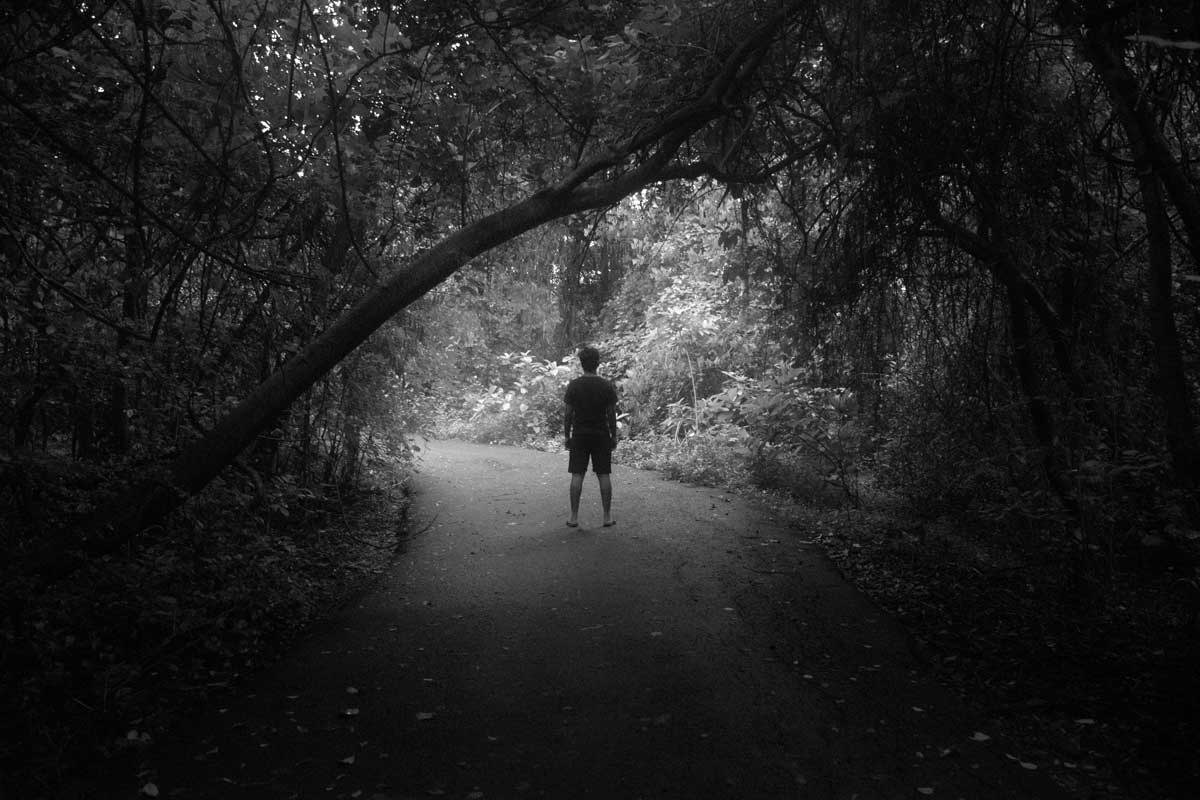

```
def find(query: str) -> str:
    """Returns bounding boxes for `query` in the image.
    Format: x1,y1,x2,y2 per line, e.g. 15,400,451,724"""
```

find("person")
563,345,619,528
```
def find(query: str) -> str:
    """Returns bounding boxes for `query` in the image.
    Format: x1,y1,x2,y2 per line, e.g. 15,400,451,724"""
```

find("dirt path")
148,440,1061,799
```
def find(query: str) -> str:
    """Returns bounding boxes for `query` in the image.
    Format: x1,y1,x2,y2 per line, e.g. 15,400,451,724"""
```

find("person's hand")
565,437,574,450
609,435,618,451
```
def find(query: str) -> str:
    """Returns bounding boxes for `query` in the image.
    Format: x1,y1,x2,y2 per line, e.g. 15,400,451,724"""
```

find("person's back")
563,347,618,527
564,374,616,435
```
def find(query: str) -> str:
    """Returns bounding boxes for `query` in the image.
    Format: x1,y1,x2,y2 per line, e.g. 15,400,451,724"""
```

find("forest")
2,0,1198,797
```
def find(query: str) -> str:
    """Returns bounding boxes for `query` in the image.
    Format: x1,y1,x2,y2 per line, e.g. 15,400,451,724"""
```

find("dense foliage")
3,0,1199,797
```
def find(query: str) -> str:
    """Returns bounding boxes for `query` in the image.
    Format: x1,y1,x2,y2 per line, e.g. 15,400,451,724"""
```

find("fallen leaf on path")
416,711,436,720
340,754,356,765
971,731,991,741
917,788,934,796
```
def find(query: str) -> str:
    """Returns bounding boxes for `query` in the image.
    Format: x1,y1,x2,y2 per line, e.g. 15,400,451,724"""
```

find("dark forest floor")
784,501,1200,800
1,480,412,800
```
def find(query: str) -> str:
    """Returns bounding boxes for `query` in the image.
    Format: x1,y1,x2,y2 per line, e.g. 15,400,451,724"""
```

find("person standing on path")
563,345,619,528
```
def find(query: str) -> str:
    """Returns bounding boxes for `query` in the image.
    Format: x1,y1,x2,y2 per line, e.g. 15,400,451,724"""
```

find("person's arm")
563,402,575,449
606,403,618,449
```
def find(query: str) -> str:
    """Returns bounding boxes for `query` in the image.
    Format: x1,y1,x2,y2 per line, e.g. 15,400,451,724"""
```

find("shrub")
437,352,577,445
620,427,751,488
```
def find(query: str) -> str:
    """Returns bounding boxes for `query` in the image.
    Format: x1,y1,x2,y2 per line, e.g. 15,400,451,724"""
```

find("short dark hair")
578,346,600,372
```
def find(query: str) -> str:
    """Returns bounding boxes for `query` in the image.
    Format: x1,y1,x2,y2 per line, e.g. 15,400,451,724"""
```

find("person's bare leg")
568,473,584,526
597,473,613,525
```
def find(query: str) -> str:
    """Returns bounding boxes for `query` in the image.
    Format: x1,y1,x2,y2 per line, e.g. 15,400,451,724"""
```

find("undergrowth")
618,429,853,507
801,504,1200,800
0,473,411,800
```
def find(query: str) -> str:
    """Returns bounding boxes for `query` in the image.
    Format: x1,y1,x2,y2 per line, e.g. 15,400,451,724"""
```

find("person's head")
578,346,600,373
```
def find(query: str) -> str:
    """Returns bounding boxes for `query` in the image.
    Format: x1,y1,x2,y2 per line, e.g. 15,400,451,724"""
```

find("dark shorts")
568,433,613,475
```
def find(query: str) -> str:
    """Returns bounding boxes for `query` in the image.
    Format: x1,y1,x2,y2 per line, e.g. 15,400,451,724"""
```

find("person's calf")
597,473,613,524
568,473,585,526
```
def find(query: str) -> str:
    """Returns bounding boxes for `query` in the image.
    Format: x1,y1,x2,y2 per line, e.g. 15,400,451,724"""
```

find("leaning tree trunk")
27,7,803,585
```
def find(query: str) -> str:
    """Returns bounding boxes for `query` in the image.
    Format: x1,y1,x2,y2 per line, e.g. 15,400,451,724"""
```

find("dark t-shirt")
564,374,618,436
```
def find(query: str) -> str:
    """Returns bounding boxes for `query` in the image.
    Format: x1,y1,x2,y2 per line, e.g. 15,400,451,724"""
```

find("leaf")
415,711,435,720
970,731,991,742
343,707,360,716
917,789,934,796
340,754,356,765
141,784,160,797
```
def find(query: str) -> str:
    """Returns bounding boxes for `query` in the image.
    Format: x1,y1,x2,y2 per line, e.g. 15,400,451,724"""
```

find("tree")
1058,0,1200,487
15,0,815,583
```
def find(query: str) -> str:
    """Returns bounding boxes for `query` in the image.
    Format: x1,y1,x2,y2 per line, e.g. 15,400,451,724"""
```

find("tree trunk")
1005,283,1075,509
12,389,44,449
37,158,699,580
1071,22,1200,486
1138,150,1200,486
28,3,803,585
109,233,149,455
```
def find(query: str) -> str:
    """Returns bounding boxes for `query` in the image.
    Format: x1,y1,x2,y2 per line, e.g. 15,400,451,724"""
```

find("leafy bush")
620,426,751,488
649,361,864,504
435,352,576,446
621,424,852,507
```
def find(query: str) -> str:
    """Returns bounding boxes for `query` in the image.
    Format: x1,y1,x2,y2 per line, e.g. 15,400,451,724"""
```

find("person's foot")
602,520,616,527
566,520,579,528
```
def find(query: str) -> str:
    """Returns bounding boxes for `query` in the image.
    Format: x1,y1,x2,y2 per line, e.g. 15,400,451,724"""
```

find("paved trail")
149,440,1059,799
